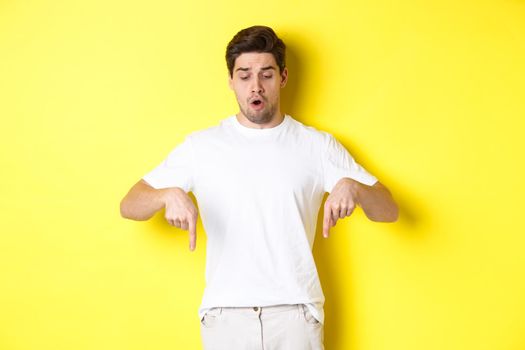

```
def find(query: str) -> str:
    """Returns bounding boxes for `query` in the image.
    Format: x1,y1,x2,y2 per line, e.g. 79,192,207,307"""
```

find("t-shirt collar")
231,114,290,136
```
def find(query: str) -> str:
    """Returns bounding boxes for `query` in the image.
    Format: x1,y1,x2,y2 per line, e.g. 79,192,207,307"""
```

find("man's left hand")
322,178,359,238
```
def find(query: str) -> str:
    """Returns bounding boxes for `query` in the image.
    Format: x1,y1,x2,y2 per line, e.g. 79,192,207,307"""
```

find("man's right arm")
120,180,198,250
120,179,171,220
120,179,198,250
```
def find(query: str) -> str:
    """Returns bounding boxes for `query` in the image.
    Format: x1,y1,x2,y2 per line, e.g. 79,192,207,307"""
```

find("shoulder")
184,116,235,143
286,115,336,147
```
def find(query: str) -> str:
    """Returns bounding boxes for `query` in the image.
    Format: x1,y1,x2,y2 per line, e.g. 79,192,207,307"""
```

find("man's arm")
120,179,198,250
323,178,398,237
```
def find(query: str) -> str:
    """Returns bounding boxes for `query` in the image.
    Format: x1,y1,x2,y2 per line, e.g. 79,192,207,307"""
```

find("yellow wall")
1,0,524,349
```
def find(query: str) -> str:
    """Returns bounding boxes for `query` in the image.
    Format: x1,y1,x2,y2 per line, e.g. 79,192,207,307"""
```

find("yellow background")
1,0,524,349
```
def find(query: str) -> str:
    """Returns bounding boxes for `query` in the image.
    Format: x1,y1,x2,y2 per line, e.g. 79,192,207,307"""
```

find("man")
120,25,398,350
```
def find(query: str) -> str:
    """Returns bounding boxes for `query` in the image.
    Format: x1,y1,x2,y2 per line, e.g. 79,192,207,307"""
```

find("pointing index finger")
188,216,197,251
323,207,331,238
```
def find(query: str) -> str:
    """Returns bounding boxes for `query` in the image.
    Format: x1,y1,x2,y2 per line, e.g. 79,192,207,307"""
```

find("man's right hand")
161,187,199,251
120,180,199,251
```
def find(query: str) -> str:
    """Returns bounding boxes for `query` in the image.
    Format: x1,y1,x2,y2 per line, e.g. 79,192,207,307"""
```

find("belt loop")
300,304,307,317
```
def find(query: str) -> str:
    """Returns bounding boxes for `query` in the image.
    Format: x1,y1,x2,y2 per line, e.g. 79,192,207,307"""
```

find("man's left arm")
323,178,398,238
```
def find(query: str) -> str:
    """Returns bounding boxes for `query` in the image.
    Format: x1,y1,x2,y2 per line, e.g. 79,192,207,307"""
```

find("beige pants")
200,304,324,350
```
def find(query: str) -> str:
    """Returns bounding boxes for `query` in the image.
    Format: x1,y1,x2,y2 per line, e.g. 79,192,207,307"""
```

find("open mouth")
250,97,265,109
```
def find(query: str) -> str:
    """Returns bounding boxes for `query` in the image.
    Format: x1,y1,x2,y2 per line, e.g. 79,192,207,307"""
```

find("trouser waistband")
212,304,305,316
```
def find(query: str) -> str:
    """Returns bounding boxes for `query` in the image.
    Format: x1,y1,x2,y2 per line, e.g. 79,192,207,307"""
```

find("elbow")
376,194,399,223
384,206,399,222
366,182,399,223
120,200,133,220
369,204,399,223
120,199,148,221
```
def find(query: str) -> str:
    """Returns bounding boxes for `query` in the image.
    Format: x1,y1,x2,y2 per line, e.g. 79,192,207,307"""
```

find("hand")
323,178,359,238
161,187,199,251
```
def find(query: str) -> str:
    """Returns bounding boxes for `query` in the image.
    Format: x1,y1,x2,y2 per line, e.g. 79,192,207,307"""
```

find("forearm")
120,180,172,221
353,179,399,222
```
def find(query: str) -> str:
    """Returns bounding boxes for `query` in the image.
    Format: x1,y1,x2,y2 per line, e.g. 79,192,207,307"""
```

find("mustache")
248,95,267,103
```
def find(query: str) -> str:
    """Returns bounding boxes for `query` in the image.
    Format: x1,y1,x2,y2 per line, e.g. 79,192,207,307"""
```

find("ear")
280,67,288,88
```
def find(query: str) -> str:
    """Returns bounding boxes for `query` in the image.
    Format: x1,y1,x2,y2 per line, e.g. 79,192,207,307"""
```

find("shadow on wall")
280,41,302,119
279,35,317,123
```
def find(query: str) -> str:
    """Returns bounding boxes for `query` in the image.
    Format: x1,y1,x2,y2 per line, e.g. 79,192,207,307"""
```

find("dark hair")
226,25,286,78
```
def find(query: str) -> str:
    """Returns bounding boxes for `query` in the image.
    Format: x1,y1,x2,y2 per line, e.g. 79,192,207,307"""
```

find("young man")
120,26,398,350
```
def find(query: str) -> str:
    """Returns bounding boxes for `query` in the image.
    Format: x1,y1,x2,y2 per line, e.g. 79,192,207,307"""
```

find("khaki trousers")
200,304,324,350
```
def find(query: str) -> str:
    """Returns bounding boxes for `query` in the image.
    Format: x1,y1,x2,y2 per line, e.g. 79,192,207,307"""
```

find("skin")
120,51,398,251
322,178,398,238
228,52,288,129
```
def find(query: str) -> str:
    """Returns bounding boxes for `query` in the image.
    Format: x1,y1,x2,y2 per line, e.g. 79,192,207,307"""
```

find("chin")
248,115,272,124
243,109,273,125
254,110,279,123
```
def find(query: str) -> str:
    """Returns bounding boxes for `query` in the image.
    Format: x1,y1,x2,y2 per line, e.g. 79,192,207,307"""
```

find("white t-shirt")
143,115,377,324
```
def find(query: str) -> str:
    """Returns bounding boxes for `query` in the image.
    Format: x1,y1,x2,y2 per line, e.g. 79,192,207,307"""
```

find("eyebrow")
235,65,277,72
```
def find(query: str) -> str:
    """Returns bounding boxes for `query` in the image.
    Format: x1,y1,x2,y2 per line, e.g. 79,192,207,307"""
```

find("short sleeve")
322,134,378,193
142,137,194,192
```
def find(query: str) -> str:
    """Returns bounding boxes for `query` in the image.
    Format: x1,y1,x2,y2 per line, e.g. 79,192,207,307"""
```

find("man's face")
229,52,288,125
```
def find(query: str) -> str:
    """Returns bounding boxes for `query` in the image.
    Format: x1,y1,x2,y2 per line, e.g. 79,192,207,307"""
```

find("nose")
251,76,264,94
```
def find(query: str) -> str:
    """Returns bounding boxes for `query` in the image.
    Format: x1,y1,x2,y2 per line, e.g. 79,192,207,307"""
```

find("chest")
193,140,322,200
